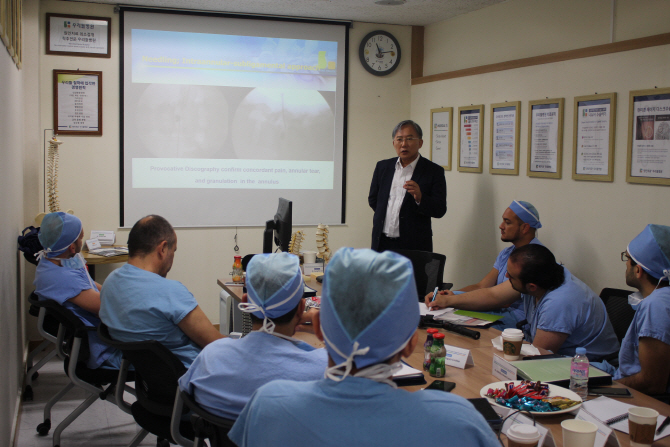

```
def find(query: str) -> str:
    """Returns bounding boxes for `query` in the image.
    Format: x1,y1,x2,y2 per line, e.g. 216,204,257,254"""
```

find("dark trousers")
377,234,404,252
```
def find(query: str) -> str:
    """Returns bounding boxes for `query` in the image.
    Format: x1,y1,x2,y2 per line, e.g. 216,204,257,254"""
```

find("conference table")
217,277,670,447
82,246,129,279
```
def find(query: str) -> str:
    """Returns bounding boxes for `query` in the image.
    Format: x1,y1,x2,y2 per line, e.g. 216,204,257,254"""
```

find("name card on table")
492,354,518,381
576,409,621,447
497,407,557,447
444,344,474,369
86,238,102,250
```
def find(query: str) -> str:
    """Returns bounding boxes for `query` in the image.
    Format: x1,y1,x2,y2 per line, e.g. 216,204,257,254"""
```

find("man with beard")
428,244,619,360
456,200,543,329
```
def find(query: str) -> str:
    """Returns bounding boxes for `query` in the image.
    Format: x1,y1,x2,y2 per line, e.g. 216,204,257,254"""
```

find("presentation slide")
121,10,347,227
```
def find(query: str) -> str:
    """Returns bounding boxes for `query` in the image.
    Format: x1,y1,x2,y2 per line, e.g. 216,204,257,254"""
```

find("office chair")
98,323,195,447
28,295,131,447
390,249,452,300
172,390,236,447
599,288,636,345
24,291,62,401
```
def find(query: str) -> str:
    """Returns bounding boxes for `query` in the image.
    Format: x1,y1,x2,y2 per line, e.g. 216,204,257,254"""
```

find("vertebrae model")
289,230,304,255
46,137,63,212
316,224,331,264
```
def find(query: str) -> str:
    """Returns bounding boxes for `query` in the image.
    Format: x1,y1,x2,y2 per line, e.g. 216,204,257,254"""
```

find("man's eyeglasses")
394,137,419,144
621,251,631,262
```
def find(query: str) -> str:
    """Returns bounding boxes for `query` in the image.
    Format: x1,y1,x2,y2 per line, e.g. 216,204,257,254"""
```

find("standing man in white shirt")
368,120,447,252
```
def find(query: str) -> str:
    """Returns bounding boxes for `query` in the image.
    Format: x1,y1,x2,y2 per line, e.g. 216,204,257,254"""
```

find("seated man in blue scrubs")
429,244,619,361
33,212,121,369
595,224,670,394
178,253,327,419
456,200,543,329
100,215,222,368
229,248,500,447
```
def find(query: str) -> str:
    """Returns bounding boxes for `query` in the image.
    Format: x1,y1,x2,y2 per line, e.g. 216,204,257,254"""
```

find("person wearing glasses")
428,244,619,361
593,225,670,395
368,120,447,252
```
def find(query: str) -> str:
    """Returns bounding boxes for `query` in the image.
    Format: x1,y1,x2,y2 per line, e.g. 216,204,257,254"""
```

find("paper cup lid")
508,424,541,441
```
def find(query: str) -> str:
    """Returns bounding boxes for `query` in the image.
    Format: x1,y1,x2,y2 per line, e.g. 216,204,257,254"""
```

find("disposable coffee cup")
561,419,597,447
502,328,524,360
506,424,541,447
303,251,317,264
628,406,659,447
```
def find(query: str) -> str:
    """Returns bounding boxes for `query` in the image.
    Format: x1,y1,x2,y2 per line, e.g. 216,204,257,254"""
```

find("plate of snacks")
479,380,582,415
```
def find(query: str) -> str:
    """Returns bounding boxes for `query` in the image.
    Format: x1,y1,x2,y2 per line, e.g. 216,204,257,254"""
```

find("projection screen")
120,9,349,227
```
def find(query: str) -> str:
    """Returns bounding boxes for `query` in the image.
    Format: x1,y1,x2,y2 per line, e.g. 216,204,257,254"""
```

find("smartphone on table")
588,387,633,397
425,380,456,392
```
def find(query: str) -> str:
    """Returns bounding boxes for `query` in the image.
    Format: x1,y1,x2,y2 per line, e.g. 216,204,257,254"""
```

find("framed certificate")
527,98,564,179
626,87,670,186
572,93,616,182
46,13,111,58
430,107,453,170
53,70,103,136
457,105,484,173
490,101,520,175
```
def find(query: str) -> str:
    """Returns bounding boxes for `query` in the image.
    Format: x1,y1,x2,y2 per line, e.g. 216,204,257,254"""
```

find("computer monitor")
263,198,292,253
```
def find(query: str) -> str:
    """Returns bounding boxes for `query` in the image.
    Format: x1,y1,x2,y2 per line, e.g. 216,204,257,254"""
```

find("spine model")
46,137,63,213
289,230,304,255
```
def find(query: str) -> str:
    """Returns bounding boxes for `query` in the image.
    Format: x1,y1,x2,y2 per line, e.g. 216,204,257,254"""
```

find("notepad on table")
392,361,426,387
580,396,670,440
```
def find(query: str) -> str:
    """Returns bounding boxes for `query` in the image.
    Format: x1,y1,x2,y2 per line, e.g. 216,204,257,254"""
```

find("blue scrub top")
229,376,501,447
615,287,670,392
100,264,201,367
522,266,619,360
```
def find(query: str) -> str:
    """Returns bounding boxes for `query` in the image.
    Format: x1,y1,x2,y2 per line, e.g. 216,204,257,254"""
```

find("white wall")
413,0,670,294
0,3,28,445
34,0,412,323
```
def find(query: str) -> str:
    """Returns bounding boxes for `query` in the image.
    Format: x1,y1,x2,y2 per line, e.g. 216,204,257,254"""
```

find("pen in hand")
429,287,439,307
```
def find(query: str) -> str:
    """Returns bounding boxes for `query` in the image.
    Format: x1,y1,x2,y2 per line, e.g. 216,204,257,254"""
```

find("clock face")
359,30,401,76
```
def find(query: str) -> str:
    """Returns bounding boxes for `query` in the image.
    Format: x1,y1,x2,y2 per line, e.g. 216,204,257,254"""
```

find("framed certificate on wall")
626,87,670,186
430,107,452,170
47,13,111,58
457,105,484,173
490,101,520,175
527,98,564,179
53,70,103,136
572,93,616,182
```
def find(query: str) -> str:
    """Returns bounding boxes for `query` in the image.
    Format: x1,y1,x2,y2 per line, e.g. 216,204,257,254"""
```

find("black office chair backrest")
28,293,88,362
27,291,60,336
599,287,636,344
98,323,187,417
390,249,447,300
180,390,236,447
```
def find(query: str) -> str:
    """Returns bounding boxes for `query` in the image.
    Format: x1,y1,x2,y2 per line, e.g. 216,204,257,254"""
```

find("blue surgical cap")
37,212,82,259
319,248,419,369
509,200,542,229
243,253,304,320
628,224,670,282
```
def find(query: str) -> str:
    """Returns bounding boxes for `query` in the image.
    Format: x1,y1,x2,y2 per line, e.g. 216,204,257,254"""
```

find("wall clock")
359,30,401,76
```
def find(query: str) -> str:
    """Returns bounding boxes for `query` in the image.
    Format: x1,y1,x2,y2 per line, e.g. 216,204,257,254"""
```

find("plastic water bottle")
569,347,589,399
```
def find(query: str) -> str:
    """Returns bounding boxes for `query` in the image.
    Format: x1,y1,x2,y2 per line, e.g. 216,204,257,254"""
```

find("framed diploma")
53,70,103,136
430,107,453,170
626,87,670,186
527,98,564,179
46,13,111,58
572,93,616,182
457,105,484,173
490,101,520,175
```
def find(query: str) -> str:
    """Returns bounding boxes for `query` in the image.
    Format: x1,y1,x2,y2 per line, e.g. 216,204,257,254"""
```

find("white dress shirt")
383,155,420,238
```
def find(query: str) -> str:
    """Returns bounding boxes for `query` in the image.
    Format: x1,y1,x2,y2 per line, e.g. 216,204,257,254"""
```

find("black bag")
18,226,43,266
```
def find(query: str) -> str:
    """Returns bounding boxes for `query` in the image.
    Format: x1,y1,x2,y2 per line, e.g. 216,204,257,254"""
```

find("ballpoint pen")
657,415,670,435
430,286,439,303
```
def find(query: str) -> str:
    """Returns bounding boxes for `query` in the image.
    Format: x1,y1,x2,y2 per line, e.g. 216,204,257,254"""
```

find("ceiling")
71,0,506,26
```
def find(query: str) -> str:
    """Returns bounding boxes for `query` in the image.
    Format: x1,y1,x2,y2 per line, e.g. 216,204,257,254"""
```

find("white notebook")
580,396,670,440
